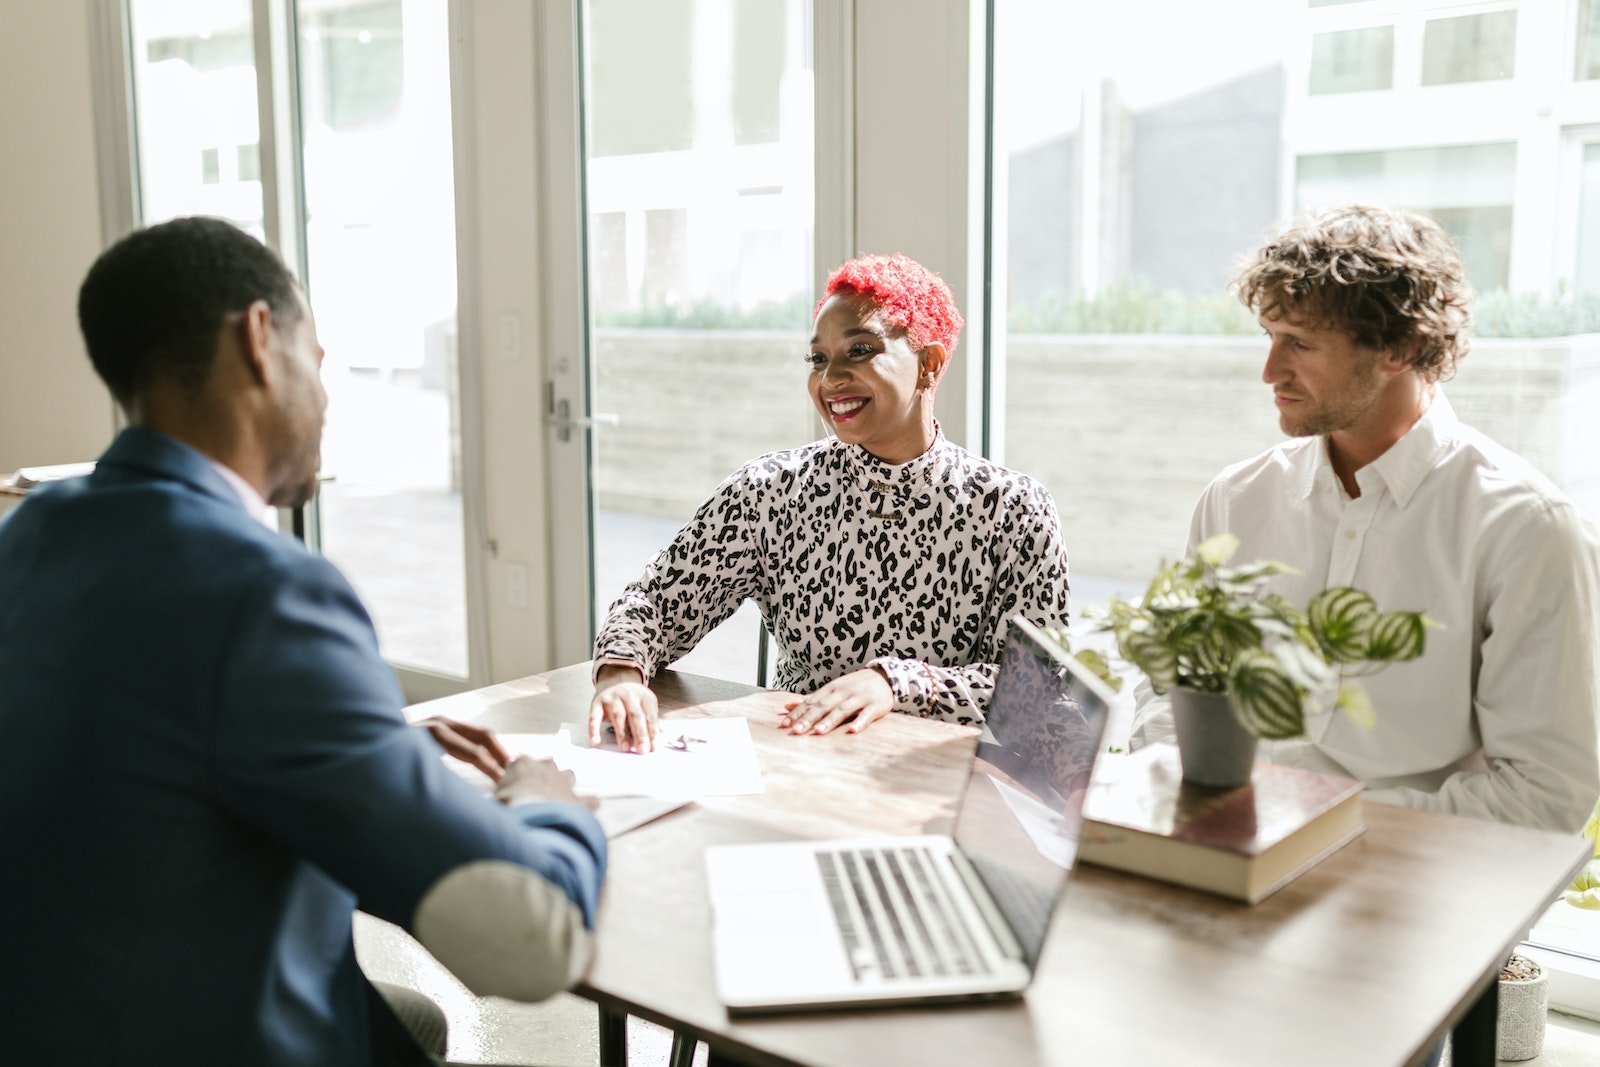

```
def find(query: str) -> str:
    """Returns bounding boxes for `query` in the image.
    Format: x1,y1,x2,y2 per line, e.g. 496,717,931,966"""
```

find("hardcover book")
1078,745,1365,904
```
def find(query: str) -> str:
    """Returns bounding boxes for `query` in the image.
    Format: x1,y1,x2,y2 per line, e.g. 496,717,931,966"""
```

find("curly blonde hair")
1234,205,1472,382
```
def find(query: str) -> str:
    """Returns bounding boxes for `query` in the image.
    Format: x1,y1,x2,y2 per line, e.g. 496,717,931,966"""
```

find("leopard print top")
593,428,1071,724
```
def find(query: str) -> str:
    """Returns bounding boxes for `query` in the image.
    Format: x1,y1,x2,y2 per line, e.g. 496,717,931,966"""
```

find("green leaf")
1565,859,1600,910
1308,587,1378,664
1265,638,1336,692
1212,612,1263,656
1336,683,1377,731
1071,649,1123,692
1363,611,1428,662
1194,532,1240,568
1121,630,1178,693
1228,649,1305,739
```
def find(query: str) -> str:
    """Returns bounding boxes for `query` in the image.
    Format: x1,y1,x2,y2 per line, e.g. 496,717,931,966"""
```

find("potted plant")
1067,533,1432,788
1496,953,1548,1061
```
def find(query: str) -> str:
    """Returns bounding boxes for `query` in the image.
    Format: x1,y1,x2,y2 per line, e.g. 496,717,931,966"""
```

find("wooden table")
409,665,1588,1067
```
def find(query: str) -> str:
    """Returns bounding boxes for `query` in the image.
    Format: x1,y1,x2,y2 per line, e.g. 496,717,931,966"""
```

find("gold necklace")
858,458,936,522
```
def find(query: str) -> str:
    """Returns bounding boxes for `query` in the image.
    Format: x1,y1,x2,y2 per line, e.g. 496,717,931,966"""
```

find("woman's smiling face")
807,292,938,464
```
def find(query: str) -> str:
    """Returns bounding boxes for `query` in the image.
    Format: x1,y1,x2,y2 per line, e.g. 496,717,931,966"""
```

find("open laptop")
705,616,1116,1013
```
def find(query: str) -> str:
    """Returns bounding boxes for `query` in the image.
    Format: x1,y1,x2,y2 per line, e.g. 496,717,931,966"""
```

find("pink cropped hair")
818,253,964,355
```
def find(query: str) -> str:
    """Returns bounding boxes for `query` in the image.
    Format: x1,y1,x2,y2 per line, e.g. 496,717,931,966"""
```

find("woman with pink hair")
589,253,1070,748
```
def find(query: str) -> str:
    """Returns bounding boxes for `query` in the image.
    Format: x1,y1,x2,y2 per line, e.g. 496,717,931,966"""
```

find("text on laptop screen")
952,623,1111,967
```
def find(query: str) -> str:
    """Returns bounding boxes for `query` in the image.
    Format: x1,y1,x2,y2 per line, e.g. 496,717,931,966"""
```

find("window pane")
1421,11,1516,86
298,0,468,677
733,0,785,145
589,0,694,156
1310,26,1393,94
128,0,262,231
992,0,1595,632
1579,0,1600,81
1296,143,1515,291
1578,145,1600,297
585,0,814,684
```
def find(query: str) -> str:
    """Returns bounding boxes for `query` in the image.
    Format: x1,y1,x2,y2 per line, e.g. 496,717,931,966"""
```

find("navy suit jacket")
0,429,606,1065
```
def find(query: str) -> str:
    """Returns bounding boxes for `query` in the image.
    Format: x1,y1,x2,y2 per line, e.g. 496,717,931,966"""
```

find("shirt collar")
1296,391,1456,508
205,458,271,517
842,420,950,487
1357,391,1457,509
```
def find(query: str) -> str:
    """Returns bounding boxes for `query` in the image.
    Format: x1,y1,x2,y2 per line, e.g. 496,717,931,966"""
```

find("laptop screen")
950,617,1113,968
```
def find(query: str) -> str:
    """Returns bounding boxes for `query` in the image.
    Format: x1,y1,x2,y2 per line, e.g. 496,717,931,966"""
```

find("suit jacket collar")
96,428,244,511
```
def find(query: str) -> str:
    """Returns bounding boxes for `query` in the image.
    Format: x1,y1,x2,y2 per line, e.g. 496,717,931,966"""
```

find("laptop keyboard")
815,846,993,982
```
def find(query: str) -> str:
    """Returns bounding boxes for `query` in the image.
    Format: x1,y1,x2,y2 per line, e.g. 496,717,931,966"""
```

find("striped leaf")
1228,649,1305,739
1363,611,1428,662
1308,587,1378,664
1121,630,1178,693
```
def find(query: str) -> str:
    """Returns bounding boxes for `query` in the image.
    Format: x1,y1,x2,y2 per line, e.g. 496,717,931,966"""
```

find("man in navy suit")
0,217,607,1065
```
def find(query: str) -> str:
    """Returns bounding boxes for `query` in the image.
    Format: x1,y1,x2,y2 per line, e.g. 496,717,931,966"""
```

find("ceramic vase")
1497,963,1549,1061
1170,686,1258,789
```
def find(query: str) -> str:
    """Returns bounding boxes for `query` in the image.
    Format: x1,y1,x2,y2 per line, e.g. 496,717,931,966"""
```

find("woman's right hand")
589,663,659,753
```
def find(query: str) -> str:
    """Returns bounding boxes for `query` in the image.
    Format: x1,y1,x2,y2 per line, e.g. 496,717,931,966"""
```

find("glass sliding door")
128,0,263,232
295,0,471,680
122,0,476,687
578,0,817,683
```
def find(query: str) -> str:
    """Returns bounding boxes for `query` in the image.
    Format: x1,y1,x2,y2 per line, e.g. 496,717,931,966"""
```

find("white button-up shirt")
1134,393,1600,832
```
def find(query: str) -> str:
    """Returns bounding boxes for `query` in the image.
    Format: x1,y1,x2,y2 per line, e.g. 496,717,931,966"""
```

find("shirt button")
1344,529,1356,541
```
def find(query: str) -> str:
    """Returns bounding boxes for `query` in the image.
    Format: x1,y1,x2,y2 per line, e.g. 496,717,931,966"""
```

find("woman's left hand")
780,668,895,735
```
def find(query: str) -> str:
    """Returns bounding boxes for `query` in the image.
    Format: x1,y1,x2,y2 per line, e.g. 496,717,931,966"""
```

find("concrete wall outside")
592,328,1600,592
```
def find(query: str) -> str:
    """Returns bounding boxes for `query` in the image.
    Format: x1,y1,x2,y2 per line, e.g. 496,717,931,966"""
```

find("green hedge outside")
593,283,1600,339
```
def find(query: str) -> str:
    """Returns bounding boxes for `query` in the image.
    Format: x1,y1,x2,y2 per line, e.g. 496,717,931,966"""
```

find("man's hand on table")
417,715,511,780
590,663,659,753
779,667,894,736
495,757,598,811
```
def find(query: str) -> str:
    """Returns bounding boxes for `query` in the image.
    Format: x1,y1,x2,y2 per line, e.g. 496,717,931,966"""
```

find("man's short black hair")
77,216,301,404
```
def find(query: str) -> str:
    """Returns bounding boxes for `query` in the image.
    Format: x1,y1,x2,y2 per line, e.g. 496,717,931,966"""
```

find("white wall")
0,0,118,473
454,1,556,680
853,0,984,450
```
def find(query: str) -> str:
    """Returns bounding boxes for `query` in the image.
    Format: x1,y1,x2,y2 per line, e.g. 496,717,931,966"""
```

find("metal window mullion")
89,0,139,244
252,0,309,286
812,0,856,296
812,0,856,446
447,0,492,686
252,0,317,548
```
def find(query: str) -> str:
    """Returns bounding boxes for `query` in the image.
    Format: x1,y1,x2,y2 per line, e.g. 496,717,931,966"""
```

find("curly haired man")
1134,205,1600,834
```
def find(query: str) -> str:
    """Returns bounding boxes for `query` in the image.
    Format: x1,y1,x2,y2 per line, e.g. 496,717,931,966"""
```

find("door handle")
546,396,619,442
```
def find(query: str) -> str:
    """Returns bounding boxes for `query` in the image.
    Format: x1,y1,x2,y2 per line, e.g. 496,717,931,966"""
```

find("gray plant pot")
1497,965,1549,1061
1171,687,1259,789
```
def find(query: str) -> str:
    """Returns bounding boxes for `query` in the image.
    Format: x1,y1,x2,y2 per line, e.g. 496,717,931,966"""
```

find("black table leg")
598,1005,628,1067
668,1030,699,1067
1450,975,1499,1067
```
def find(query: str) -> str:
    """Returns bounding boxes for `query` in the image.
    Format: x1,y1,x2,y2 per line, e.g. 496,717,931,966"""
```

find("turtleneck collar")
840,420,950,490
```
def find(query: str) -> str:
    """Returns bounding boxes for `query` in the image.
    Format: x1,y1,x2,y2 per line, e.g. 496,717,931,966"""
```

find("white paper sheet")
501,719,763,799
589,796,693,837
558,718,764,799
456,729,693,837
497,730,576,762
